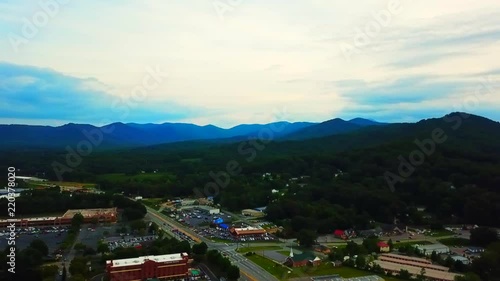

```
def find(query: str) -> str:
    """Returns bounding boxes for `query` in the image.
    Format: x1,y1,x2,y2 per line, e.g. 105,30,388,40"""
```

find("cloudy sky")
0,0,499,127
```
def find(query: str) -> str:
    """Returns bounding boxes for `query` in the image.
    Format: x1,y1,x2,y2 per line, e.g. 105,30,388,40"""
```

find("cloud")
0,62,202,125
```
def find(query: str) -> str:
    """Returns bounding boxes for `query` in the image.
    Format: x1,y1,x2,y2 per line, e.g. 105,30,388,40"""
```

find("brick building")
106,253,189,281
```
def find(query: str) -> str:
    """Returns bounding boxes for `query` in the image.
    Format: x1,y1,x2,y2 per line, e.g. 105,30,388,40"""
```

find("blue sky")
0,0,499,127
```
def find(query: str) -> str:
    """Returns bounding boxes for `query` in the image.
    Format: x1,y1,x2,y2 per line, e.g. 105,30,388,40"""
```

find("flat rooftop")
62,208,117,218
380,253,431,264
374,260,461,281
107,253,188,268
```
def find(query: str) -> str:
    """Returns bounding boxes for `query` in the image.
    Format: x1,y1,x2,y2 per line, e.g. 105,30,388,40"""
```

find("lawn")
437,237,470,246
142,198,164,210
246,254,291,279
236,246,282,253
245,254,405,280
392,240,432,248
96,172,174,182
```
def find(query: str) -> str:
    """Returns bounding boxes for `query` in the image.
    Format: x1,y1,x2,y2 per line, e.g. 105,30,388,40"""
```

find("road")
146,206,278,281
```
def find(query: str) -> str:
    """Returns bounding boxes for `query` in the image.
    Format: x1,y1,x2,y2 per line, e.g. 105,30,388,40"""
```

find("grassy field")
27,180,97,188
96,172,174,182
246,254,291,279
141,198,164,210
246,254,405,280
237,246,282,253
437,237,470,246
392,240,432,248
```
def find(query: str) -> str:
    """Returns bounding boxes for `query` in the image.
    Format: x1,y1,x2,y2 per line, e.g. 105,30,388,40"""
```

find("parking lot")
105,235,158,250
78,224,118,248
0,226,69,254
175,207,234,227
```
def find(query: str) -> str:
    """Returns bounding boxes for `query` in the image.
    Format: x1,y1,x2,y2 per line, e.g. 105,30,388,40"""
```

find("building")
333,230,346,239
374,260,461,281
0,208,117,228
241,209,265,217
416,244,450,256
379,254,448,271
106,253,189,281
465,247,484,254
284,249,321,267
0,188,26,199
229,226,266,237
450,255,470,265
377,241,390,252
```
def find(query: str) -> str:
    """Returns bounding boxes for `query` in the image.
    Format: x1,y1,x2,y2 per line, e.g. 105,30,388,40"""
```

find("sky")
0,0,499,127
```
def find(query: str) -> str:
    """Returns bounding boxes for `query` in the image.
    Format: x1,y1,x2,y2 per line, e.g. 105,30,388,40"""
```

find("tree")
30,239,49,256
362,238,379,253
40,264,59,279
418,267,426,281
431,251,439,262
388,239,394,250
297,229,317,247
470,227,498,247
69,256,88,276
355,255,366,269
62,265,67,281
192,242,208,255
398,269,411,280
97,242,110,255
74,242,87,252
227,265,240,280
71,213,84,229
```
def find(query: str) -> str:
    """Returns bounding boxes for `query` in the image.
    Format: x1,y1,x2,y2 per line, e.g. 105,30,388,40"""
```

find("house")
284,250,321,267
450,255,470,265
416,244,450,256
377,241,390,253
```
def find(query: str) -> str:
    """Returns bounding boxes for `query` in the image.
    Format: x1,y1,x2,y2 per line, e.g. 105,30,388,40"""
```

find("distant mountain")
281,117,386,140
348,118,386,126
0,121,317,149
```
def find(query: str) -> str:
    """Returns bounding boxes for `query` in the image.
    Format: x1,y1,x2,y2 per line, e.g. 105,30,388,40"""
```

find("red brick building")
106,253,189,281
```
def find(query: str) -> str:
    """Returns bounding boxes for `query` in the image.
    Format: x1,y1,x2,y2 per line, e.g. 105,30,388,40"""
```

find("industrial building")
229,226,267,237
415,244,450,256
241,209,265,217
106,253,190,281
0,208,117,228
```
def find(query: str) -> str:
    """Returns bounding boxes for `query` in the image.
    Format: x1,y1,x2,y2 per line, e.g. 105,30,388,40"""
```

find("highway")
146,206,278,281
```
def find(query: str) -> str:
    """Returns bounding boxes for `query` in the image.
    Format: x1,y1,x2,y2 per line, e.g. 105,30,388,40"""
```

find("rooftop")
374,260,461,281
107,253,188,268
62,208,117,218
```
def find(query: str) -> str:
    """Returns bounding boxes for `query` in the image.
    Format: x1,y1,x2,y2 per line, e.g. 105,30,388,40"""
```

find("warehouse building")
0,208,117,228
374,260,461,281
230,226,267,237
106,253,189,281
416,244,450,256
241,209,265,217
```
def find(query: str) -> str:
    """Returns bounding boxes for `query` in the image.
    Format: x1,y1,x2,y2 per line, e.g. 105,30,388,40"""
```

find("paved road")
146,206,278,281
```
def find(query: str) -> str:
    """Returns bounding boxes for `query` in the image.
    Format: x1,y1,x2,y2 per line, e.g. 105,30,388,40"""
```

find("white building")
416,244,450,255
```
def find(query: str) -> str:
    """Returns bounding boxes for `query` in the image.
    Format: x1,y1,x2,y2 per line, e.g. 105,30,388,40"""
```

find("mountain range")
0,118,383,149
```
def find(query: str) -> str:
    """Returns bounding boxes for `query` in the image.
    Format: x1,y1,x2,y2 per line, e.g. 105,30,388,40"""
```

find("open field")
437,237,470,246
246,254,291,279
96,173,175,182
392,240,432,248
236,246,282,253
246,254,405,280
141,198,164,210
26,180,97,189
